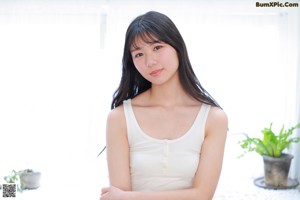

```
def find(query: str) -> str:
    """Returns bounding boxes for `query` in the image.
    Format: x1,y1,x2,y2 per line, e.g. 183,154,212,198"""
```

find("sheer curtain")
0,0,109,197
105,0,300,179
279,5,299,181
0,0,299,198
291,9,300,180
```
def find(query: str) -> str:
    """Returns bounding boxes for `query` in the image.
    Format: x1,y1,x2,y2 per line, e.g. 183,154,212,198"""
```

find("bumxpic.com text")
256,2,299,7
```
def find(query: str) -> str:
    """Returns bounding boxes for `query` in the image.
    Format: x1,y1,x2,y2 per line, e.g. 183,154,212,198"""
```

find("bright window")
0,0,299,198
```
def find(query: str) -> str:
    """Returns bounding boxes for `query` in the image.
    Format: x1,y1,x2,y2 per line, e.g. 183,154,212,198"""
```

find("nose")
145,53,157,68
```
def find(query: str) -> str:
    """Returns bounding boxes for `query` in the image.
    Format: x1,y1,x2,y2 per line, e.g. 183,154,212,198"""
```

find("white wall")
291,8,300,181
0,0,110,190
0,0,299,192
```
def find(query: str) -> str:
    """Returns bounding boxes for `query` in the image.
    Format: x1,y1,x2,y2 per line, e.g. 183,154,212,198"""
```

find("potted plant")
3,170,22,192
19,169,41,190
238,122,300,189
3,169,41,191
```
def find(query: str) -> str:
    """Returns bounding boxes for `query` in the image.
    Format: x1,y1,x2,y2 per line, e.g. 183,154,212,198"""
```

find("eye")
153,45,163,51
134,53,143,58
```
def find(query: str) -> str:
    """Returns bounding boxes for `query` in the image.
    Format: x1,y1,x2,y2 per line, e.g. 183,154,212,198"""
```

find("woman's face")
130,36,179,86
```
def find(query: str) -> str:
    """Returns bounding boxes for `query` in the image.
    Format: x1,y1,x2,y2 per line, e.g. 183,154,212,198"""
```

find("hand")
100,186,124,200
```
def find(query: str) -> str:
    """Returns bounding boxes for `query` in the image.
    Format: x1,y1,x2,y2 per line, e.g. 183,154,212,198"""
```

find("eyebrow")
130,40,162,53
130,47,140,53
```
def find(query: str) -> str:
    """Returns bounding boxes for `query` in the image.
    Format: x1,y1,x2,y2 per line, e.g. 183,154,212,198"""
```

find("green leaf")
238,122,300,158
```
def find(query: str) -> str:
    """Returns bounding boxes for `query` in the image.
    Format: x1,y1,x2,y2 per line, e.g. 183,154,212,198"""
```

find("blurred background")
0,0,299,199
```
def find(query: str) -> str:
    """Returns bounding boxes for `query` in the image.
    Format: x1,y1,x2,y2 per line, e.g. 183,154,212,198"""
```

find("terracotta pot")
262,153,293,188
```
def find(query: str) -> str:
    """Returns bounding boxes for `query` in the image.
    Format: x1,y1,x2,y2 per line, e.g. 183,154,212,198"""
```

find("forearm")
123,188,212,200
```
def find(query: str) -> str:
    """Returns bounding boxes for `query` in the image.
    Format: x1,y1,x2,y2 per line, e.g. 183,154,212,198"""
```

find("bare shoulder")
207,106,228,124
206,106,228,136
107,105,125,122
106,105,127,136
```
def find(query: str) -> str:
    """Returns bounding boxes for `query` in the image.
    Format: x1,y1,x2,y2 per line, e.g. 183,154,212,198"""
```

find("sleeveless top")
123,99,211,192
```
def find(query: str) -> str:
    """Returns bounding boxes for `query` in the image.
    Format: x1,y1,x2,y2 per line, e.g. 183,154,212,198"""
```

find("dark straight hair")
98,11,222,156
111,11,221,109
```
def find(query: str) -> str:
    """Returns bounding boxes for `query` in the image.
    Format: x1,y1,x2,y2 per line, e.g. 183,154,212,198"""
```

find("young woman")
100,11,228,200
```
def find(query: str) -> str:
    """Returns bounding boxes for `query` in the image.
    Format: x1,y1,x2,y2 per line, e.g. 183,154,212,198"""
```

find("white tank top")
123,99,211,192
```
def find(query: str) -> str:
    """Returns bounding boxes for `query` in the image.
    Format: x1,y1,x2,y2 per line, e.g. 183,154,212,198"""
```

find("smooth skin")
100,38,228,200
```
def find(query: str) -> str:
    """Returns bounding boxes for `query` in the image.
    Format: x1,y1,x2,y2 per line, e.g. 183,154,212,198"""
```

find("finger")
100,191,108,200
100,195,105,200
101,187,109,195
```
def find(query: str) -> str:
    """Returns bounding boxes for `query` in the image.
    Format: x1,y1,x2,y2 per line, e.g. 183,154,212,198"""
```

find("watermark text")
256,2,299,7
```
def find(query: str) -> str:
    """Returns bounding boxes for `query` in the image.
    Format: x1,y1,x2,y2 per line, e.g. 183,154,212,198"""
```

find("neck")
148,77,191,107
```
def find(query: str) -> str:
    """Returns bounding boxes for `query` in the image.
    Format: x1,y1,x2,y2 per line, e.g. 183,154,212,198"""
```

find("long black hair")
97,11,222,156
111,11,220,109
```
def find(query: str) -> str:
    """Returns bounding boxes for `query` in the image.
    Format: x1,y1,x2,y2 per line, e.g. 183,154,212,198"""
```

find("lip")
150,69,163,76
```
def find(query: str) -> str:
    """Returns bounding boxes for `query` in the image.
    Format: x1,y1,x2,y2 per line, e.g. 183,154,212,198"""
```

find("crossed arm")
100,106,228,200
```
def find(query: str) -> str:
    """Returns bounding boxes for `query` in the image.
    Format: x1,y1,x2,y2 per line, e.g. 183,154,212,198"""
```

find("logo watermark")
2,184,17,198
256,2,299,7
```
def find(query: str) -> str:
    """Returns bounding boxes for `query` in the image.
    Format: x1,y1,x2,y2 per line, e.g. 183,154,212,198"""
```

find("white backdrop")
0,0,299,196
